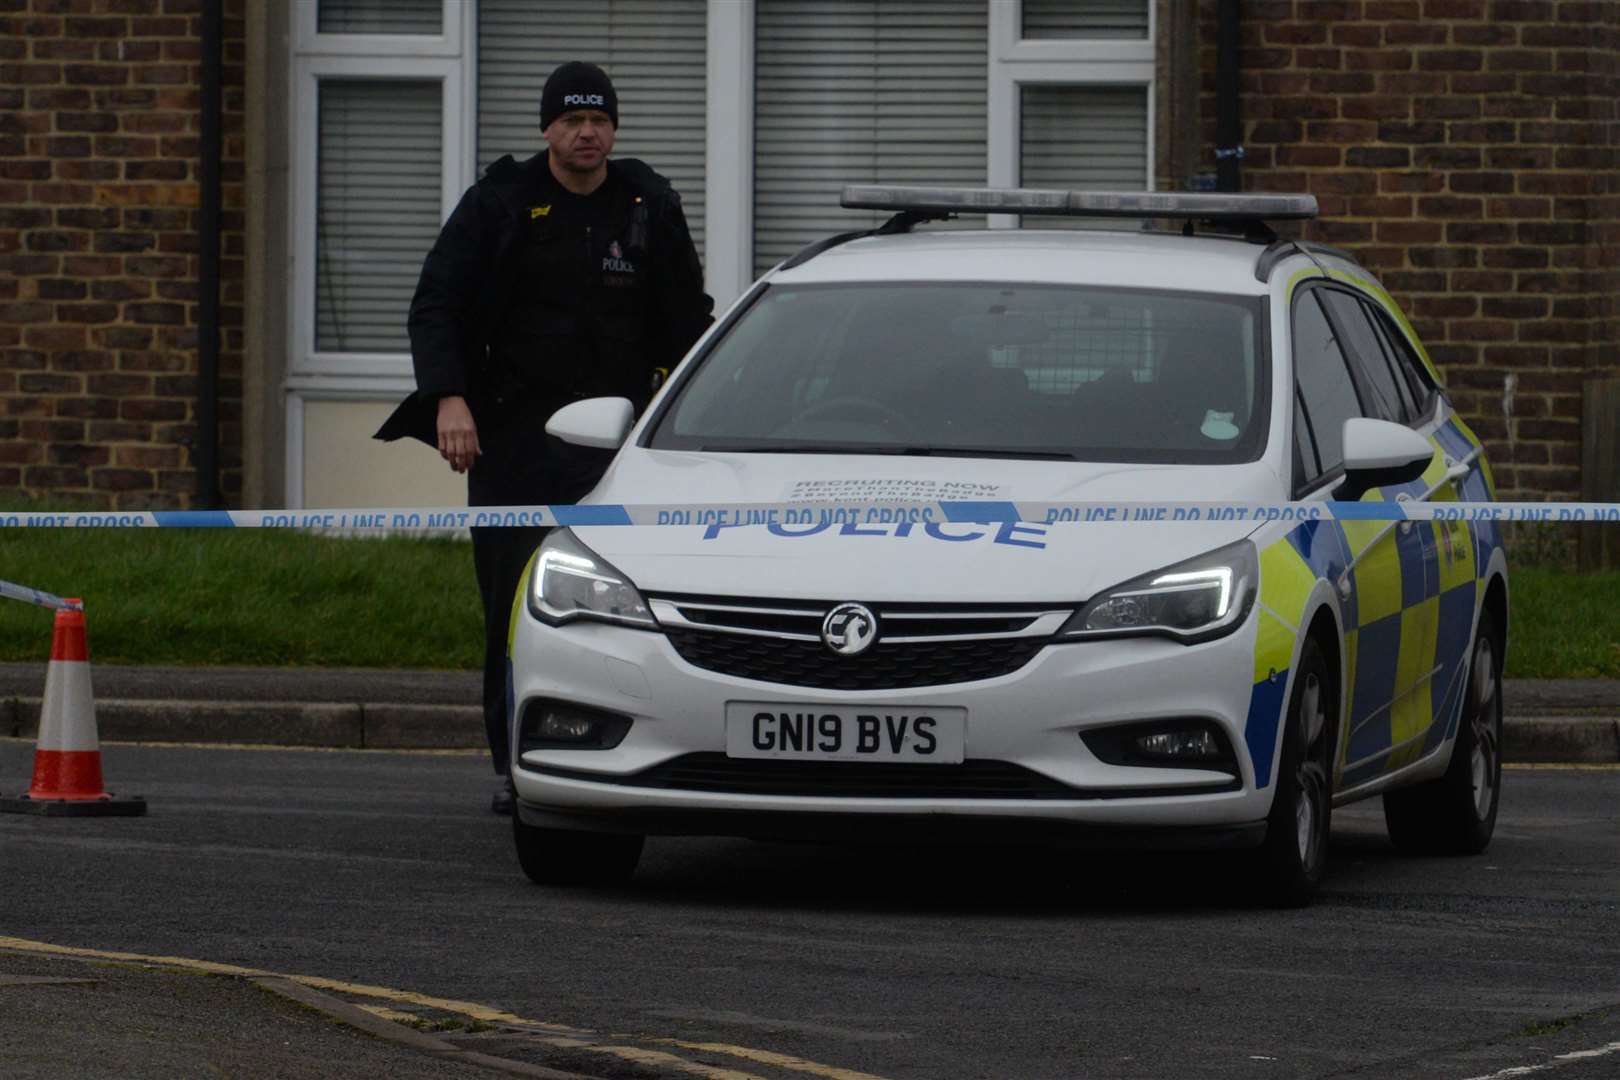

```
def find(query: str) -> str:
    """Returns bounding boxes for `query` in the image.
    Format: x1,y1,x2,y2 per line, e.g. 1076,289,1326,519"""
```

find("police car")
507,186,1508,905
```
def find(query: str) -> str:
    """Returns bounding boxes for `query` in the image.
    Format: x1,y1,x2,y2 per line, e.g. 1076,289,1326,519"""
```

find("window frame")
288,3,476,381
985,0,1155,229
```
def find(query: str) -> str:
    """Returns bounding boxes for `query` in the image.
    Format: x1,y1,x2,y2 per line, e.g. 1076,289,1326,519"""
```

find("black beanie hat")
540,61,619,130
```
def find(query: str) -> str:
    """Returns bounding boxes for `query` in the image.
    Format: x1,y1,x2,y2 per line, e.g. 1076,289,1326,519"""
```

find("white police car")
508,186,1508,904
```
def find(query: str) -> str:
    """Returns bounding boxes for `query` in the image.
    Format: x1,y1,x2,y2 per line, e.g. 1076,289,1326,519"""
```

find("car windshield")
649,282,1268,464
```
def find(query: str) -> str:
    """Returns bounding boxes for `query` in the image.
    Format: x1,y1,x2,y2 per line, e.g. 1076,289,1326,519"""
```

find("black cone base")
0,793,147,817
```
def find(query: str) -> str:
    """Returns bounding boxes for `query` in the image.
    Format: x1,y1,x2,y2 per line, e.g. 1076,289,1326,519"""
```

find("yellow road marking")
357,1003,421,1024
0,935,575,1029
0,936,891,1079
655,1040,892,1080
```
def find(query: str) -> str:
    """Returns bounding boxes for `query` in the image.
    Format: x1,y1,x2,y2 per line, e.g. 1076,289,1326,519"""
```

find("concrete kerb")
1503,716,1620,764
2,698,484,751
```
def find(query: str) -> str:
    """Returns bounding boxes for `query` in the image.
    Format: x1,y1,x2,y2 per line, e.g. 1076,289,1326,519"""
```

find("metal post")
1215,0,1243,193
195,0,222,508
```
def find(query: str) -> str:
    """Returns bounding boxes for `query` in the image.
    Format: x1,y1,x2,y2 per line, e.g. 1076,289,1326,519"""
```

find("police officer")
377,62,713,813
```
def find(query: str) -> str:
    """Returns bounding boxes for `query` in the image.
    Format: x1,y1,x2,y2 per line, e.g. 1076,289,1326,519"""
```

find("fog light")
1081,718,1238,775
539,709,599,742
518,700,633,752
1136,729,1220,758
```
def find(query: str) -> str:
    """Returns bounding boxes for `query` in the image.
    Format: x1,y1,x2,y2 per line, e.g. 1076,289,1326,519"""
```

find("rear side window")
1319,289,1412,424
1365,303,1437,417
1292,290,1365,488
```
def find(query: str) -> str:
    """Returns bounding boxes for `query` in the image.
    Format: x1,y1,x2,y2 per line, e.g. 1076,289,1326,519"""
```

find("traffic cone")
0,601,145,817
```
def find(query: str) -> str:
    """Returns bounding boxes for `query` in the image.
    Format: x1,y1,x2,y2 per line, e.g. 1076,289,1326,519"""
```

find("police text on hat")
541,61,619,130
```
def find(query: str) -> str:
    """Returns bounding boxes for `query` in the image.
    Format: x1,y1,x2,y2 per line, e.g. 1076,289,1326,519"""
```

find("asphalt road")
1,743,1616,1080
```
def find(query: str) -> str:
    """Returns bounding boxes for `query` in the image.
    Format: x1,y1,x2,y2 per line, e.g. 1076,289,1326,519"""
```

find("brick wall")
0,0,244,509
1197,0,1619,500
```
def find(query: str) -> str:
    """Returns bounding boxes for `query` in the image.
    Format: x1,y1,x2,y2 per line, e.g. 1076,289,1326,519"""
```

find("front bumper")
510,605,1278,839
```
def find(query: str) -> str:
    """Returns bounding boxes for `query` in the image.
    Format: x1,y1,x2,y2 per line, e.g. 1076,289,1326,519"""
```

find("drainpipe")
195,0,222,508
1215,0,1243,193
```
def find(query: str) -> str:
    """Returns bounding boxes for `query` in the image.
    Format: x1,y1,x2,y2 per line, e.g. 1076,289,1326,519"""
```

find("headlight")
528,529,656,629
1058,540,1257,643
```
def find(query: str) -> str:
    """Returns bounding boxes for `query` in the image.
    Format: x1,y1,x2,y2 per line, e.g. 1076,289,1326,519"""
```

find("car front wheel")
1253,637,1335,907
1383,610,1503,855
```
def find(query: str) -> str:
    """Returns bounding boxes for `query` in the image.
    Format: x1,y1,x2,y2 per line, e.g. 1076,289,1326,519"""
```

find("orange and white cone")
0,601,145,817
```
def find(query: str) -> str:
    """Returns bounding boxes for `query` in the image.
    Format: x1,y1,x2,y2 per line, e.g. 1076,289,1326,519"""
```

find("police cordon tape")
2,500,1619,531
0,579,82,611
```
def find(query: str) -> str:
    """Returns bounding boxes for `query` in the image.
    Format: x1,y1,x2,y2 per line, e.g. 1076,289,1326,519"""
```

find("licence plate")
725,703,966,764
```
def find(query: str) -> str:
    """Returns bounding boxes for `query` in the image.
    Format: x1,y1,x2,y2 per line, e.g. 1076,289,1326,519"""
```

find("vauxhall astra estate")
504,187,1508,905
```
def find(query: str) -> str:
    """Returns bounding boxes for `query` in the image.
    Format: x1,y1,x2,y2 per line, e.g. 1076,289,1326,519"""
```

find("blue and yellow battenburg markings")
1243,412,1504,791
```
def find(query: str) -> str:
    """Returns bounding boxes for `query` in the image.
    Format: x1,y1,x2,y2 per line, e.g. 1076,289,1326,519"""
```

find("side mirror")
545,397,634,449
1336,417,1434,500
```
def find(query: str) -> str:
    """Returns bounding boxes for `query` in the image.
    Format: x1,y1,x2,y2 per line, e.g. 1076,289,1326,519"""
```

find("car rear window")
648,283,1269,464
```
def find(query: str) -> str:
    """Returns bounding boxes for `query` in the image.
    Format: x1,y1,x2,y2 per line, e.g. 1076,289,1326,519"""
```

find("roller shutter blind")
314,79,443,353
1020,84,1148,227
477,0,707,258
753,0,988,277
1021,0,1149,40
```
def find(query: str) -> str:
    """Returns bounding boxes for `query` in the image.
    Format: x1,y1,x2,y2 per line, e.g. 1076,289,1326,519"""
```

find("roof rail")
781,187,1320,272
1253,238,1361,283
778,208,950,271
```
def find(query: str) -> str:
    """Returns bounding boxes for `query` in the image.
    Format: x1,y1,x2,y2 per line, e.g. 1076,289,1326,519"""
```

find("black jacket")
375,152,713,445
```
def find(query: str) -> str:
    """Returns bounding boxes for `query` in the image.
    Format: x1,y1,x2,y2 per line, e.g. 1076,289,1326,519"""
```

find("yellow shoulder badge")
530,205,552,219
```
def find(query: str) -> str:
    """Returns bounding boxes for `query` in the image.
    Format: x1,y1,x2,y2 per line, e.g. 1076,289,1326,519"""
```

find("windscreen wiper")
697,444,911,455
696,444,1078,460
891,447,1079,460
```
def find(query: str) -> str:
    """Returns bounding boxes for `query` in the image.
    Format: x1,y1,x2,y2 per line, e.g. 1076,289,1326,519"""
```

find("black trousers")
468,412,613,775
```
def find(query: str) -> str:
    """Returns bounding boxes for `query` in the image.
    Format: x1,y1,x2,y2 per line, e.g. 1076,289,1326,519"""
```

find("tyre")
513,811,643,886
1252,637,1335,907
1383,610,1503,855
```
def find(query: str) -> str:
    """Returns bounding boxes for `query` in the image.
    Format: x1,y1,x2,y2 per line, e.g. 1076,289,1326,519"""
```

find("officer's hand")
435,396,481,474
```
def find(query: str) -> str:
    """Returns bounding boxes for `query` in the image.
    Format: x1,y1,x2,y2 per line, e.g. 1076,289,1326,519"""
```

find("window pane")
318,0,442,35
753,0,988,276
477,0,707,259
1020,85,1148,227
652,283,1266,465
1022,0,1149,40
1292,292,1364,477
1320,289,1407,423
1356,298,1419,421
315,79,442,354
1367,304,1437,415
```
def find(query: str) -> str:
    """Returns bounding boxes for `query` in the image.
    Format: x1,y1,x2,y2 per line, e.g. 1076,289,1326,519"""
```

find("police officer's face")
544,109,616,173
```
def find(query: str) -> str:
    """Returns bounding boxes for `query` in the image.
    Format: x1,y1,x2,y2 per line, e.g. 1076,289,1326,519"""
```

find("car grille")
649,596,1069,690
618,753,1081,799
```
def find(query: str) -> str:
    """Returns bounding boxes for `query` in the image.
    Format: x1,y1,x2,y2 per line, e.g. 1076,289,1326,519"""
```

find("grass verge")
0,528,482,669
1506,565,1620,679
0,527,1615,677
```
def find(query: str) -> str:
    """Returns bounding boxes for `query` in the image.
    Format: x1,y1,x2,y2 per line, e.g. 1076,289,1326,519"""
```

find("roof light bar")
840,185,1318,222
